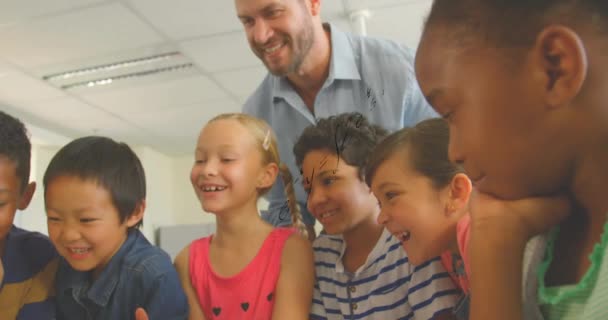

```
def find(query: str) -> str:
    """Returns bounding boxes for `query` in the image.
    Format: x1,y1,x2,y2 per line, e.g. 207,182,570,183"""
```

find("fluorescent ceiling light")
60,63,194,90
43,52,182,81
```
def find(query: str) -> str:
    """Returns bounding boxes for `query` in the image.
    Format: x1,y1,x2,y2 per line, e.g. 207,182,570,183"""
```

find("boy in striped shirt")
293,112,459,320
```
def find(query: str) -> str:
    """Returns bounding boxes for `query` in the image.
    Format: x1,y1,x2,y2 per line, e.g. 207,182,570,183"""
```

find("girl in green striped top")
412,1,608,319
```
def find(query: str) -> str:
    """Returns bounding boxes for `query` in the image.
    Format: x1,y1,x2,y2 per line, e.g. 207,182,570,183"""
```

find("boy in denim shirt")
0,111,57,319
43,136,188,320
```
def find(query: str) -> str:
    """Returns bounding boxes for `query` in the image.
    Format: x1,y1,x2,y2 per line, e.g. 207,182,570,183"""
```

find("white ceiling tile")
0,71,65,105
0,3,164,68
80,75,228,114
0,0,107,27
180,32,262,73
15,97,114,128
366,1,432,49
127,0,242,40
213,66,267,97
138,99,240,138
7,97,143,142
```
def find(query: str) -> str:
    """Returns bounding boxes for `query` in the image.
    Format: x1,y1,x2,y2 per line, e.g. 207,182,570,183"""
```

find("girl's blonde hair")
208,113,308,238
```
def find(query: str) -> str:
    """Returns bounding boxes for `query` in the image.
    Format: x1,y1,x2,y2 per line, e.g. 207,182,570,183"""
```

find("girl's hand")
467,190,571,320
469,190,571,241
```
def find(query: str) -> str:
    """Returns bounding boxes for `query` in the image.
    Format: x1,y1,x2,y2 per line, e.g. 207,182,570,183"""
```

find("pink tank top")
189,228,295,320
441,213,471,294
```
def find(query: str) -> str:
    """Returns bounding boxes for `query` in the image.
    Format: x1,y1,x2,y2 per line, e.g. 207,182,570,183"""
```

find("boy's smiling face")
0,156,34,254
302,149,378,235
45,175,142,278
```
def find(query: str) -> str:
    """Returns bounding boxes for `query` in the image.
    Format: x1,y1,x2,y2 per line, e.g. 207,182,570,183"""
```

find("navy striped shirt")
310,228,459,320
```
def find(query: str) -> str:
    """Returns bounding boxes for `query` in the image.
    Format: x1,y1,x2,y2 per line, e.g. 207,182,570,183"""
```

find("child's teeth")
203,186,226,192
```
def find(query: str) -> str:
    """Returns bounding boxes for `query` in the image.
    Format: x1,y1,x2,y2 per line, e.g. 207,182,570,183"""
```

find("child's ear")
445,173,472,216
126,200,146,228
258,163,279,189
17,181,36,211
533,25,587,109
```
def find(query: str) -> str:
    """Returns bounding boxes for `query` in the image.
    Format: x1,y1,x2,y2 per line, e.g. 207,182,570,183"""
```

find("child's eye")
80,218,97,223
221,158,235,163
385,192,398,200
442,111,454,121
47,216,60,222
322,177,336,186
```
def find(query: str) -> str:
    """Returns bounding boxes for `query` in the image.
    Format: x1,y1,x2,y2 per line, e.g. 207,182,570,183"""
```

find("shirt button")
352,302,358,310
349,286,356,293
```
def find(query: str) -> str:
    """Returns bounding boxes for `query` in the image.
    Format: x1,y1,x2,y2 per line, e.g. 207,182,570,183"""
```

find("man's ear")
445,173,472,216
533,25,587,109
126,200,146,228
18,181,36,211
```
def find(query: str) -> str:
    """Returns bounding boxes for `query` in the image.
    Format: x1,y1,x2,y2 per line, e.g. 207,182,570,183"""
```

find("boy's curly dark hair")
293,112,388,180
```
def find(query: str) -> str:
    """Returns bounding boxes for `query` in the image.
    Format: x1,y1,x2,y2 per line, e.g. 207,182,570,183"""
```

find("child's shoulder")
312,233,343,248
6,226,57,270
121,231,175,278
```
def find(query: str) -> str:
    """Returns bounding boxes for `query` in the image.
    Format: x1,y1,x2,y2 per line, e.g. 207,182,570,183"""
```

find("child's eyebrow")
45,206,96,215
375,181,400,191
317,169,338,178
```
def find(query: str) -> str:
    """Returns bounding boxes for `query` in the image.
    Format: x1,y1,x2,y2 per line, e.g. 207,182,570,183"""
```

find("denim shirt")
55,229,188,320
243,23,438,227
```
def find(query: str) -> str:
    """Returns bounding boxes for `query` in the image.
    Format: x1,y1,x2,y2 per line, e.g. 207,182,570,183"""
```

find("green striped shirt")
537,216,608,319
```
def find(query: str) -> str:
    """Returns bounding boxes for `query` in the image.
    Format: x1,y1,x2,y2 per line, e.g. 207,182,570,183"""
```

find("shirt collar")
272,22,361,98
59,229,140,307
334,228,393,275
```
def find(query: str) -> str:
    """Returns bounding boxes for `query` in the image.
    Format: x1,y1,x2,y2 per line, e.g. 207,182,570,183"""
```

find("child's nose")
201,159,219,177
307,186,327,214
377,209,390,225
60,227,82,242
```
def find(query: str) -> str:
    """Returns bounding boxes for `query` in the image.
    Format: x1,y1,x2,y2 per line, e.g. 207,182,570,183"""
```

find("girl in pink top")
174,113,313,320
365,118,473,319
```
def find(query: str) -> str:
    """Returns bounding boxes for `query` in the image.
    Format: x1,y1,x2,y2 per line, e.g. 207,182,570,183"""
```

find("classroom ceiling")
0,0,432,155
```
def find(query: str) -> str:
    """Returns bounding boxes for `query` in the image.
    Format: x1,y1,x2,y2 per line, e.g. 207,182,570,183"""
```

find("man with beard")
235,0,437,239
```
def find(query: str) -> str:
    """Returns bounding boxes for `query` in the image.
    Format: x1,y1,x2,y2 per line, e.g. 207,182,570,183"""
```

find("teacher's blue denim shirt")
55,229,188,320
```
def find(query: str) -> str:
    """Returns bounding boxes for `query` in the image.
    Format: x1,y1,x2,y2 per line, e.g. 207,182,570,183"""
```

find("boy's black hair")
43,136,146,229
293,112,388,180
425,0,608,48
0,111,31,193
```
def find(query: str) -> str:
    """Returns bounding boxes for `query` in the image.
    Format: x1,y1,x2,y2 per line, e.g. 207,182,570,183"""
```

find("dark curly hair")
293,112,388,180
0,111,31,193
